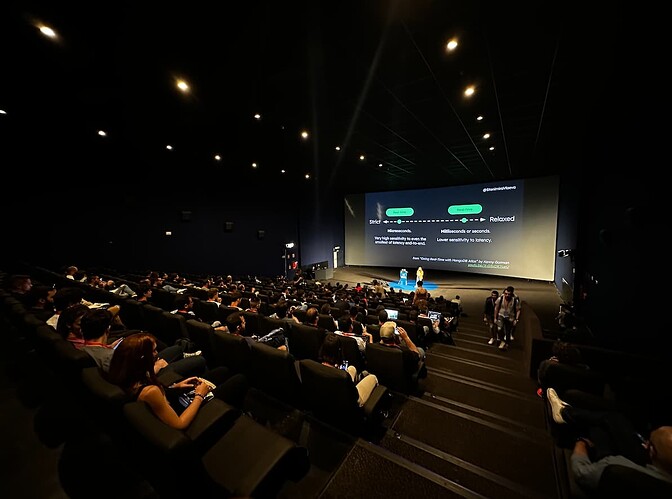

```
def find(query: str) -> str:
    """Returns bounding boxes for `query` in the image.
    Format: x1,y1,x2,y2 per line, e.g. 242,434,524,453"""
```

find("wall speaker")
224,221,234,232
257,230,265,239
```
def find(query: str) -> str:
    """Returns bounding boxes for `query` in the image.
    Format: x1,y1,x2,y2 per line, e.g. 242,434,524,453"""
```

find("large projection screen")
344,176,559,281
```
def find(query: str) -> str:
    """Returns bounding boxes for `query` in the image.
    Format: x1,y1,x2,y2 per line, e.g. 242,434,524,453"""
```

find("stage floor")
328,265,563,333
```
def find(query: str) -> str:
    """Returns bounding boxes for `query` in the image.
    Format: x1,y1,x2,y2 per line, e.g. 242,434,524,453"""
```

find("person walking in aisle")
483,290,499,345
493,286,520,350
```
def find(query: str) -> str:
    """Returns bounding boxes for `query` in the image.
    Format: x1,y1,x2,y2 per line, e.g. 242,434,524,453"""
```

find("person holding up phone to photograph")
379,321,426,377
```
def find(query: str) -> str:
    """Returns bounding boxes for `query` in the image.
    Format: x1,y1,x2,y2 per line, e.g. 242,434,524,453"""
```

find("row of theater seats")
15,266,416,416
126,300,424,397
534,338,672,498
0,289,311,498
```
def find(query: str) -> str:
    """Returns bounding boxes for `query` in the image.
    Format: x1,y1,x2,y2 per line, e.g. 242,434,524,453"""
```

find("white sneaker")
498,341,507,350
487,338,495,345
183,350,202,358
547,388,568,424
510,334,515,341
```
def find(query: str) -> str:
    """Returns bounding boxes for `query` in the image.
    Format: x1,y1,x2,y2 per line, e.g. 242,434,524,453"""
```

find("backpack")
256,327,288,350
496,295,520,313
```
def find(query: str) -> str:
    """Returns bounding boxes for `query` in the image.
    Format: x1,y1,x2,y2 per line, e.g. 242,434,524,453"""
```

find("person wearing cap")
378,321,425,377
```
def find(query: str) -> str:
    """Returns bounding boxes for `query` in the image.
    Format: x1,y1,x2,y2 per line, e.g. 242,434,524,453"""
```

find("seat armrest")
362,384,389,418
185,399,240,451
202,415,308,497
123,402,191,456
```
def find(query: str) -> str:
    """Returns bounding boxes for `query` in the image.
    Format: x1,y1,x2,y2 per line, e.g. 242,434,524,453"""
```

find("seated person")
225,312,287,350
23,284,56,321
379,321,426,372
319,333,379,407
107,332,248,430
537,341,590,392
334,316,372,353
80,309,206,378
547,388,672,492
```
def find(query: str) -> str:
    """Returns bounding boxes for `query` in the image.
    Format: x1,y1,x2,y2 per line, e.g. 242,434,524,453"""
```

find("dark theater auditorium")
1,1,667,498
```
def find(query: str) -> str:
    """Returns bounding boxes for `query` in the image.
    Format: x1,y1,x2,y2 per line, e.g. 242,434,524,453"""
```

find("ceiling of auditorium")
2,1,627,195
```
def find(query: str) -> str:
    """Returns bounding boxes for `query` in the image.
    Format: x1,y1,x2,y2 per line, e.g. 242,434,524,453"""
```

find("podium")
315,268,333,280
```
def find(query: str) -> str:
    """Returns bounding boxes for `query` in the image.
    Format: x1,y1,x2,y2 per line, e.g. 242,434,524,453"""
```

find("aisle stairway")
308,306,560,498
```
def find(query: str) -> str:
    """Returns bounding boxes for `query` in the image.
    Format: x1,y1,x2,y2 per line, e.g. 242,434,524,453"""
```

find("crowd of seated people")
538,340,672,496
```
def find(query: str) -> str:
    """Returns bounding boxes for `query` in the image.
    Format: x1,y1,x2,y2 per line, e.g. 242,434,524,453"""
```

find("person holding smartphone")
107,332,248,430
379,321,426,378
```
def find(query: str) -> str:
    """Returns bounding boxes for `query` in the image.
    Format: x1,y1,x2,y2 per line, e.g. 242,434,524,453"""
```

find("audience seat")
298,359,389,435
242,311,262,336
194,300,219,325
364,342,425,394
119,298,146,331
184,319,215,365
141,304,166,339
201,414,310,498
286,323,325,361
248,341,302,408
317,314,337,331
211,330,251,375
124,400,307,498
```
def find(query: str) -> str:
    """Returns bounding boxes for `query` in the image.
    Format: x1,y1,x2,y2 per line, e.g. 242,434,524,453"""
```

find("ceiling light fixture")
464,86,475,97
359,154,365,161
300,130,309,140
38,25,57,38
252,162,257,168
166,145,173,150
446,39,458,51
176,80,189,92
483,133,490,139
254,113,261,120
97,130,106,137
214,154,221,161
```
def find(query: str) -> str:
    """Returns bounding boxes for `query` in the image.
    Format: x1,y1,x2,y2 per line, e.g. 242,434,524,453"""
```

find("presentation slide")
344,175,559,281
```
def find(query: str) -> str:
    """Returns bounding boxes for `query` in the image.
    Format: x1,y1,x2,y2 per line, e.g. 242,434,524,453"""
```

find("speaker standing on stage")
416,267,424,286
399,268,408,286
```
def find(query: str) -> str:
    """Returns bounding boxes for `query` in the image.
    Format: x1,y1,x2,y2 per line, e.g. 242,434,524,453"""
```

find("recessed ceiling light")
38,25,57,38
254,113,261,120
305,173,310,179
281,169,286,174
176,80,189,92
359,155,365,161
335,146,341,151
446,39,458,51
476,115,483,121
214,154,221,161
483,133,490,139
0,109,6,114
489,146,495,151
252,162,257,168
464,86,475,97
300,130,309,140
378,163,383,167
166,145,173,150
97,130,107,137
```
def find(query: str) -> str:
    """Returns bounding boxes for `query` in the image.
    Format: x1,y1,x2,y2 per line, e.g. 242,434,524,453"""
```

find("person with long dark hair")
107,332,248,429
